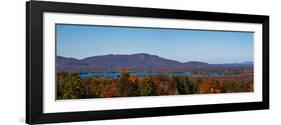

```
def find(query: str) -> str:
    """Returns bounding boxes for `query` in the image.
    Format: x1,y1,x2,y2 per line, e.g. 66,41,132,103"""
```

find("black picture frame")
26,1,269,124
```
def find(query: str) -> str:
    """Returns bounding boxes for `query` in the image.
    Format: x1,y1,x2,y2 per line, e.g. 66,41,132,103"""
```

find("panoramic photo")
56,24,254,100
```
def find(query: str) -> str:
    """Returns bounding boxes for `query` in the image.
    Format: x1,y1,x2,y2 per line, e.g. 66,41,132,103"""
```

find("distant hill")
56,53,252,72
183,61,209,67
56,56,80,68
215,61,254,67
241,61,254,65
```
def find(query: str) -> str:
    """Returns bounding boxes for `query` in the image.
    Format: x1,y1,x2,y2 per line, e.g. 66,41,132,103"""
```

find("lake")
79,72,193,78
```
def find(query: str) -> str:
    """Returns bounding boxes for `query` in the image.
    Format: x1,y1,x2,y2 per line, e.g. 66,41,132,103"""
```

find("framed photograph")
26,1,269,124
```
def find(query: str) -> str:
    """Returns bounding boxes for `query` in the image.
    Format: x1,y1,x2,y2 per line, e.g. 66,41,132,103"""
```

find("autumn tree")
117,72,138,96
56,72,68,99
153,75,178,95
138,76,155,96
90,77,106,97
198,79,213,94
57,73,86,99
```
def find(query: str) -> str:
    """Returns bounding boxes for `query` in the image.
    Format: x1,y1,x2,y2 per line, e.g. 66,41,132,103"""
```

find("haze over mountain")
57,53,252,72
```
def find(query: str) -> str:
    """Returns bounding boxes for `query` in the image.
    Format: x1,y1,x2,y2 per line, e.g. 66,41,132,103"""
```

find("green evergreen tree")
173,76,192,94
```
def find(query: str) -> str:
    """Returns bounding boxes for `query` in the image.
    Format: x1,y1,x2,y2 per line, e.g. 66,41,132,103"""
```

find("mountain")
56,53,251,72
183,61,209,67
80,53,182,69
56,56,81,68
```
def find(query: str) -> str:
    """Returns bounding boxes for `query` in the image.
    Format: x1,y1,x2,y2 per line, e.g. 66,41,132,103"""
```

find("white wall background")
0,0,279,124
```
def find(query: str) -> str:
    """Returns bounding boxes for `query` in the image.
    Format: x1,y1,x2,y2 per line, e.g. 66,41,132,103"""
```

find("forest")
56,72,253,99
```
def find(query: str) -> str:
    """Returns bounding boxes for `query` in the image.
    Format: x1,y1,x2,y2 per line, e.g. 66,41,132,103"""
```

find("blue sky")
56,24,253,64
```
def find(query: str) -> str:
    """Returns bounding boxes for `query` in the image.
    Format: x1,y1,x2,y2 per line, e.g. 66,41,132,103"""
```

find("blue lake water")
79,72,194,78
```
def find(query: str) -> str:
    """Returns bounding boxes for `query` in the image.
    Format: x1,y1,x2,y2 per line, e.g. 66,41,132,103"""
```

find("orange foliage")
199,80,212,93
129,75,137,83
57,72,253,99
199,79,223,94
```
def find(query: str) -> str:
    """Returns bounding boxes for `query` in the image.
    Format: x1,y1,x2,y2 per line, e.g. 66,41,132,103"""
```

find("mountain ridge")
57,53,252,72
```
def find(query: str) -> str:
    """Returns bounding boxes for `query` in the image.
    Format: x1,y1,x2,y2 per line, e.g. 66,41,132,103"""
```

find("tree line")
56,72,253,99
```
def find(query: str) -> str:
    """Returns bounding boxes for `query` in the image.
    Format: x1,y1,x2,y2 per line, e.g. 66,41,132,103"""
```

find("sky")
56,24,253,64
